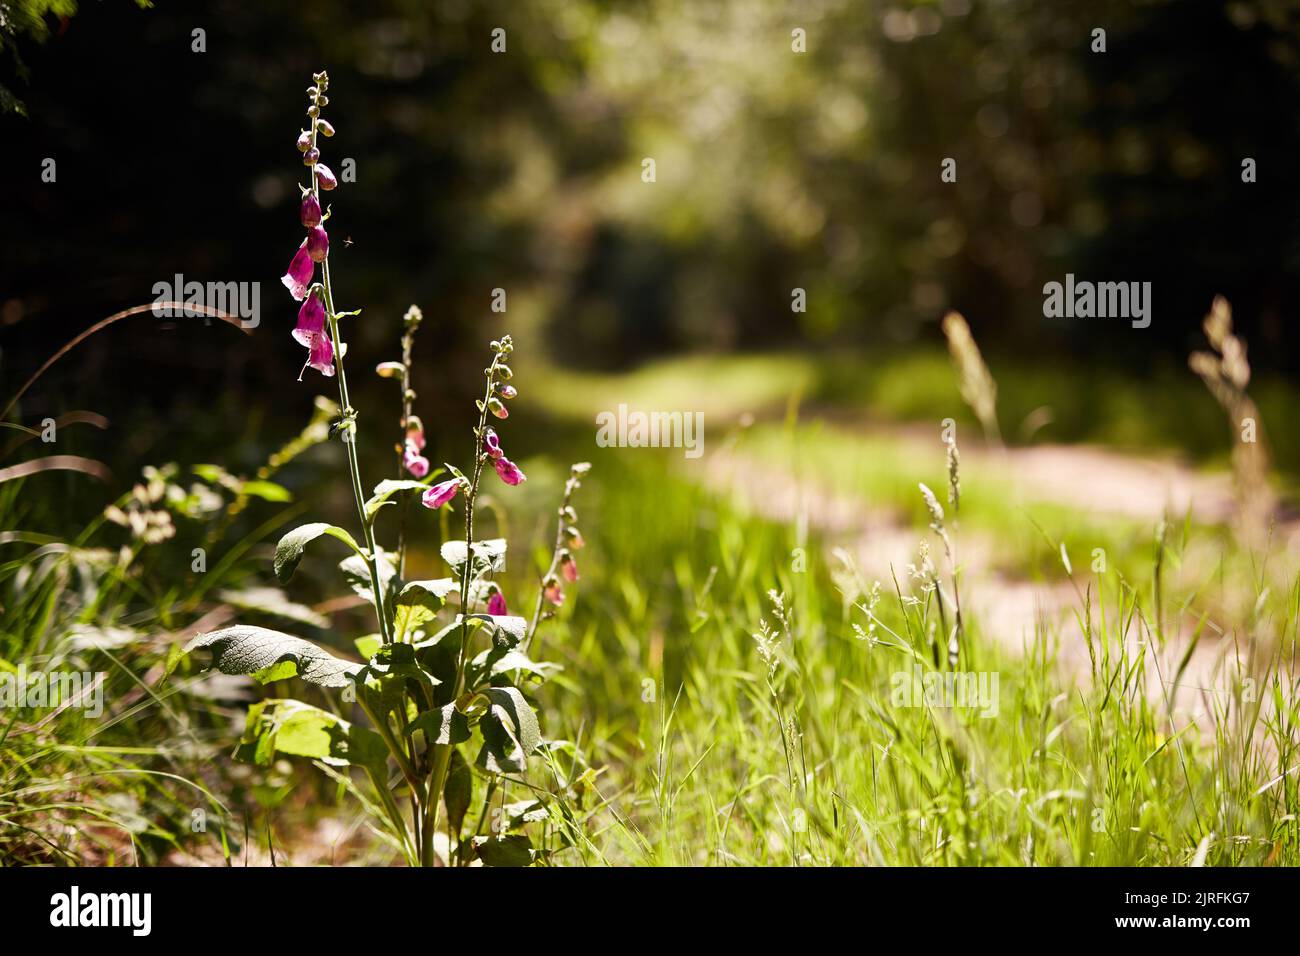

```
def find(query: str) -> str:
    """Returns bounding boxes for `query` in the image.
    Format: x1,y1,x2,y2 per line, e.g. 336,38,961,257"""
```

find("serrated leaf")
440,538,507,575
274,523,361,584
476,685,540,774
473,834,533,867
184,625,361,688
364,477,439,523
234,699,386,768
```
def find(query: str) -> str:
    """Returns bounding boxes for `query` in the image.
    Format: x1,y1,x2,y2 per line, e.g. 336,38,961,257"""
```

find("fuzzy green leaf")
184,625,360,688
274,522,361,583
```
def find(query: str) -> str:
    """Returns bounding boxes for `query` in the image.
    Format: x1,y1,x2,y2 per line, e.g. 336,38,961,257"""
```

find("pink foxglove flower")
316,163,338,190
561,553,579,582
281,241,314,300
306,224,329,262
487,591,507,616
300,193,322,228
483,428,503,460
543,577,564,606
493,456,526,486
293,290,334,378
488,397,508,419
306,332,335,378
406,418,426,451
402,443,430,478
296,130,312,152
422,478,462,510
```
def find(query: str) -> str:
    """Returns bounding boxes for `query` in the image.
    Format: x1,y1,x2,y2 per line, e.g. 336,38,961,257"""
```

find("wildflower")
564,526,585,550
422,478,462,510
498,384,517,400
293,289,334,378
405,417,426,451
303,147,320,166
483,428,503,460
487,590,507,616
402,443,430,478
316,163,338,190
296,130,311,152
306,224,329,262
560,551,579,582
493,456,526,486
488,397,508,419
281,242,314,300
543,576,564,606
305,333,335,378
300,192,322,229
316,119,336,137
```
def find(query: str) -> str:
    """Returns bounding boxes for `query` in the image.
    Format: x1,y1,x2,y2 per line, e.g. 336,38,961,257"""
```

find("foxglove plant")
176,72,588,866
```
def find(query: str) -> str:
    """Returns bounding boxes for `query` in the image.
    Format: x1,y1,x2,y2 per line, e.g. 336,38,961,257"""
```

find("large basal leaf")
440,538,507,576
364,477,440,523
476,686,541,774
184,625,361,688
234,698,386,768
274,522,361,584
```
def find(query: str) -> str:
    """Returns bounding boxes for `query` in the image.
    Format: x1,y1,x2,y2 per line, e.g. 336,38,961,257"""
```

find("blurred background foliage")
3,0,1300,489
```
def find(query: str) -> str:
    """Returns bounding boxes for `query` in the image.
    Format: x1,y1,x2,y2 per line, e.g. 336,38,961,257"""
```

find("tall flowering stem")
300,72,394,645
526,462,590,654
421,335,518,865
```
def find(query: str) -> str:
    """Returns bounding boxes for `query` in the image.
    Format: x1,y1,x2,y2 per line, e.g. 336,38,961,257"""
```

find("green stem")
420,351,503,866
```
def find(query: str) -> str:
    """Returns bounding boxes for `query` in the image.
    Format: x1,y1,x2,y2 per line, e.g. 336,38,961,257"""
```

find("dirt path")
699,428,1292,729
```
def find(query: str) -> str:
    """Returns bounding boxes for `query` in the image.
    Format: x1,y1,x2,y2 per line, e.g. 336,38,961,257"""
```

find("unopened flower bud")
303,148,320,166
564,526,585,550
296,130,312,152
496,364,513,381
498,384,517,400
316,163,338,190
376,361,403,379
488,397,508,419
317,119,335,137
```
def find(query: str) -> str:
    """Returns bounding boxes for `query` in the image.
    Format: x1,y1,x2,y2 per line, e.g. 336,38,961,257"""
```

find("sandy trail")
700,428,1293,729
